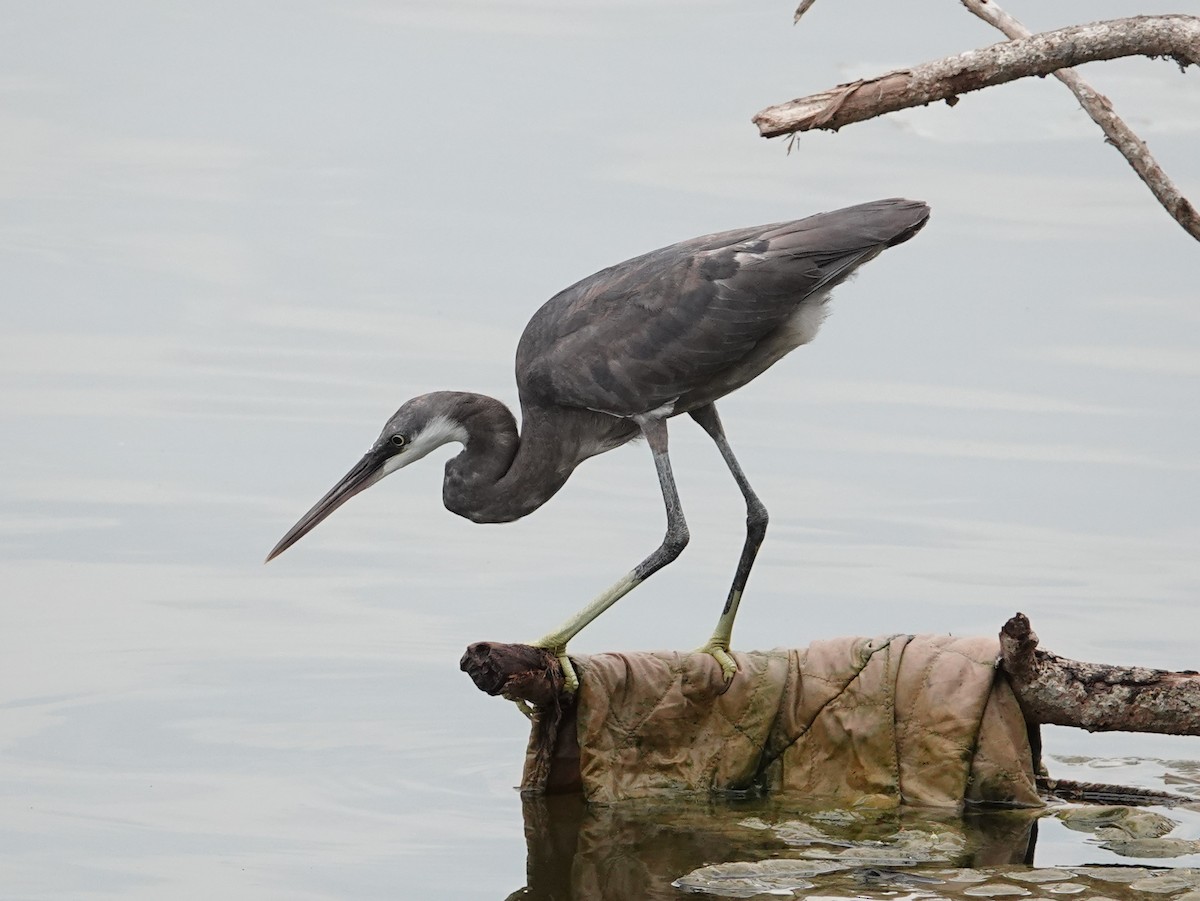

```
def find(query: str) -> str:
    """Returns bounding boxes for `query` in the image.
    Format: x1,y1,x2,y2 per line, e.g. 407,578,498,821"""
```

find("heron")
267,198,930,692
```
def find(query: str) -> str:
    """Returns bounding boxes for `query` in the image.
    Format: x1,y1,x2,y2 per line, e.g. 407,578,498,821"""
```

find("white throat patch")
381,414,468,476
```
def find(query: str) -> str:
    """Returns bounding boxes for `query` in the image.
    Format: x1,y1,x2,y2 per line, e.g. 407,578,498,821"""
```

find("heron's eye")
390,434,406,448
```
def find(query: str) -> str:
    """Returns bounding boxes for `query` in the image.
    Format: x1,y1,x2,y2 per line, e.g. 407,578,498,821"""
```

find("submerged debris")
1071,866,1157,883
671,859,847,898
672,805,1200,900
1102,839,1200,859
853,866,946,888
1009,868,1076,883
1057,806,1178,840
1126,871,1200,893
938,868,992,883
962,883,1032,896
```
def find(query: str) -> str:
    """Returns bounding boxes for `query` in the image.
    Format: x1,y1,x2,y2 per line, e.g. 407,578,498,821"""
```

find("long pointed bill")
265,451,387,562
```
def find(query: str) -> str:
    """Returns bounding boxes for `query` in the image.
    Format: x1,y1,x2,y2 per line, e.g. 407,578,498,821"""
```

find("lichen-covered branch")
960,2,1199,242
999,612,1200,736
754,15,1200,139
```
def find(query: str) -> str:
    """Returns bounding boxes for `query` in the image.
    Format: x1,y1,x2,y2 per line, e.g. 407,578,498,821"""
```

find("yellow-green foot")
529,642,580,693
697,639,738,683
511,698,536,720
556,650,579,693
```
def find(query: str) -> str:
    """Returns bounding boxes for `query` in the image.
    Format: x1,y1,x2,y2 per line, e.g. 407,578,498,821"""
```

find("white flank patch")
781,294,830,347
381,414,468,475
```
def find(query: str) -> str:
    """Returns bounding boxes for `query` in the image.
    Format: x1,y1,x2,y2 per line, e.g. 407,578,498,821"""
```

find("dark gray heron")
267,198,930,691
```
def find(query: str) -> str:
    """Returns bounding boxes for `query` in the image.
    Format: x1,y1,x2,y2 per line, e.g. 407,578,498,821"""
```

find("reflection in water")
509,794,1040,900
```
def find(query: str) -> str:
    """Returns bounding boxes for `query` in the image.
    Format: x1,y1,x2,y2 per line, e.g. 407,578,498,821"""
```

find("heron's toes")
556,651,580,693
528,639,580,693
511,698,537,720
696,640,739,684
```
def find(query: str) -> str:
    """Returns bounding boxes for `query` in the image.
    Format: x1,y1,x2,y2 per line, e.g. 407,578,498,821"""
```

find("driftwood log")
460,640,568,710
461,614,1200,736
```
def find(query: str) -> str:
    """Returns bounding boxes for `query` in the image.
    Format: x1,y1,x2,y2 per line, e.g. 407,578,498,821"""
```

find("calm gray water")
2,2,1198,898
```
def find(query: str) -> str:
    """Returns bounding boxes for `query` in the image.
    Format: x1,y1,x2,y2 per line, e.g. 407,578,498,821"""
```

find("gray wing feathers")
517,198,929,416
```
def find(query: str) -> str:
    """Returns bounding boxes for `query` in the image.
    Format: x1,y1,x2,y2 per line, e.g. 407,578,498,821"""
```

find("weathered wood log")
999,612,1200,736
460,641,567,708
462,619,1200,738
460,641,578,792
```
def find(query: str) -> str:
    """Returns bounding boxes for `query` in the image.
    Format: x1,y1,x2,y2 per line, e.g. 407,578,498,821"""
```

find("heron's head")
265,393,469,562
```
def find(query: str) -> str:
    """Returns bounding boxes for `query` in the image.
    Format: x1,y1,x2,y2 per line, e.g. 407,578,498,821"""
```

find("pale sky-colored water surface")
2,2,1199,898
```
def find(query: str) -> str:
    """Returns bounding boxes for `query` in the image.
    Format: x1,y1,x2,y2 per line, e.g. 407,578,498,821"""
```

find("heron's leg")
689,404,768,682
530,416,689,693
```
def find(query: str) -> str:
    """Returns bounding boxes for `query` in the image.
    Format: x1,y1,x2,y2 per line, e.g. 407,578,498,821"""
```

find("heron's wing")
516,198,928,417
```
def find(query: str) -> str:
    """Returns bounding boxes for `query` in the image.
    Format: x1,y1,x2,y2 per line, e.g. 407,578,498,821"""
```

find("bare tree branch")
754,15,1200,139
793,0,819,25
1000,613,1200,736
958,2,1199,241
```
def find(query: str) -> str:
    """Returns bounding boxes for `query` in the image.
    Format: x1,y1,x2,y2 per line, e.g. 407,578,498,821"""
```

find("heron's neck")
442,397,573,524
